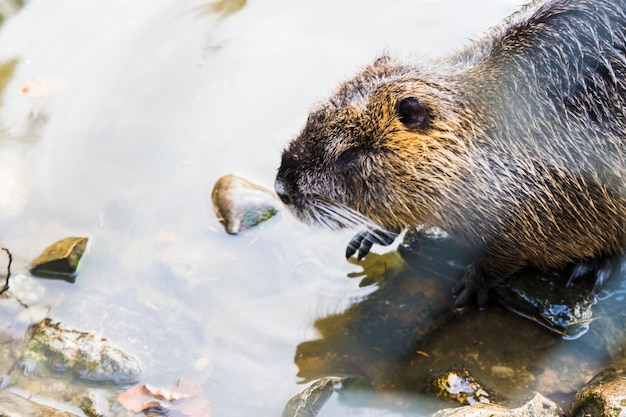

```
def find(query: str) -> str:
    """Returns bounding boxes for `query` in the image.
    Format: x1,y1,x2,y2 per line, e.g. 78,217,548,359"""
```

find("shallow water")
0,0,616,416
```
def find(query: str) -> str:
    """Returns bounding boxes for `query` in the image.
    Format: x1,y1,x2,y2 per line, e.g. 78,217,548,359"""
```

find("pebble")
491,365,515,379
29,237,89,280
211,174,279,234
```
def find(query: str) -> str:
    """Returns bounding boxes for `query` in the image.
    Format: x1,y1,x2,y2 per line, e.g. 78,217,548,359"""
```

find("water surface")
0,1,607,416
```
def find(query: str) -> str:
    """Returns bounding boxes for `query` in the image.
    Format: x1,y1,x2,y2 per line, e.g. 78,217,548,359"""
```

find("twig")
0,247,12,295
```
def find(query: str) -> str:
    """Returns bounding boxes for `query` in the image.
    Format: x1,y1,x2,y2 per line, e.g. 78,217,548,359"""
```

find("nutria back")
275,0,626,306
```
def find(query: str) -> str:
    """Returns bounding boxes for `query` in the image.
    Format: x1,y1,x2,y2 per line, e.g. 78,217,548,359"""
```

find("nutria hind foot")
452,262,491,310
567,254,622,292
346,229,398,260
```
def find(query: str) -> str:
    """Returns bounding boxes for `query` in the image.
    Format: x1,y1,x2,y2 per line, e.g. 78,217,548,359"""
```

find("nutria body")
275,0,626,306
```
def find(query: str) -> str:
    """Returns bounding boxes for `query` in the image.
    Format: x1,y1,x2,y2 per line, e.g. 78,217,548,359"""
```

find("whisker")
310,199,387,232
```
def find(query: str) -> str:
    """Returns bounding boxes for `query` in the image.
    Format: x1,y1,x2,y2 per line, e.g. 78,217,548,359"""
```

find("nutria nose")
274,176,293,205
275,148,301,205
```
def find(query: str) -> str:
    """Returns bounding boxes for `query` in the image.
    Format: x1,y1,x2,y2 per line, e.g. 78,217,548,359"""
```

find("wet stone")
29,237,88,281
400,227,599,340
21,318,141,384
212,174,279,234
570,367,626,417
491,365,515,379
282,377,344,417
432,392,562,417
433,370,491,405
76,388,111,417
494,270,596,340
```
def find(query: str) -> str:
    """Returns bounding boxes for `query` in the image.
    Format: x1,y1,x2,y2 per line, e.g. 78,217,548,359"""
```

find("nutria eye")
337,148,359,165
397,96,429,130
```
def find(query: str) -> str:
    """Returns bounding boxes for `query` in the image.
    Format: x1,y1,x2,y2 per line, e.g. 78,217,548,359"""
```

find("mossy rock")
29,237,88,280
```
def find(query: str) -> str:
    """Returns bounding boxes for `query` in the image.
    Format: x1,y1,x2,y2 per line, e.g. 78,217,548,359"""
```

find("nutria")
274,0,626,307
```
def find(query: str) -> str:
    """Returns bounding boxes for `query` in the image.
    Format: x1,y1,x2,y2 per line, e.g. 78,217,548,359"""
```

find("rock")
29,237,88,281
212,174,279,234
75,389,111,417
491,365,516,379
21,318,141,384
494,270,596,340
432,392,562,417
282,377,344,417
433,370,491,405
570,367,626,417
400,227,598,340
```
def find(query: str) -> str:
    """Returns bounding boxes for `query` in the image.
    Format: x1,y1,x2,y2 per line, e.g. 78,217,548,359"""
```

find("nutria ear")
373,55,392,66
397,96,429,130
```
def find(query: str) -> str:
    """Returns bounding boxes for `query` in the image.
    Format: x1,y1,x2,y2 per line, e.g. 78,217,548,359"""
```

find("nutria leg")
452,261,492,309
567,254,621,292
346,229,398,260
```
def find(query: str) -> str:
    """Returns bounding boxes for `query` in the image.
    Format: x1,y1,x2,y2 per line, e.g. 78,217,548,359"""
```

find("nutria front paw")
346,229,398,260
452,264,490,309
567,255,620,292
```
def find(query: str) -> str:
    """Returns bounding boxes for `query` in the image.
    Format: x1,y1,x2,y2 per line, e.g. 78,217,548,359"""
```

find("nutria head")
275,56,470,233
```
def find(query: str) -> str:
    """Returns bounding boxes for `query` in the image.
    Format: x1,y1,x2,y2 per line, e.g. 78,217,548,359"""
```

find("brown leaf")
118,377,211,416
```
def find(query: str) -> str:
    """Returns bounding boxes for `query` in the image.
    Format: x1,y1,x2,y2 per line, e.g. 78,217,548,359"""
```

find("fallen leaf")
118,377,211,416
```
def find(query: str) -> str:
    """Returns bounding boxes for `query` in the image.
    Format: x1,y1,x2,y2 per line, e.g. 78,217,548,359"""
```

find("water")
0,0,612,416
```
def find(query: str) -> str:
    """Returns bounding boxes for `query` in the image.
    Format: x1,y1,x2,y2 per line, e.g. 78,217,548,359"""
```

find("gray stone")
570,368,626,417
22,318,141,384
432,392,562,417
212,174,279,234
29,237,88,281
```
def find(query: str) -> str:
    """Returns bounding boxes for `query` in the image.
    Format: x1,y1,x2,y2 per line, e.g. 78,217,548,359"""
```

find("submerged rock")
282,377,344,417
400,228,598,339
29,237,88,281
212,174,279,234
433,370,491,405
494,271,596,340
570,367,626,417
432,392,562,417
22,318,141,384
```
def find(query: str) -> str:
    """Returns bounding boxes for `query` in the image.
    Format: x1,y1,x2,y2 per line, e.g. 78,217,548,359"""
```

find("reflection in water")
200,0,247,20
295,251,455,386
293,231,626,412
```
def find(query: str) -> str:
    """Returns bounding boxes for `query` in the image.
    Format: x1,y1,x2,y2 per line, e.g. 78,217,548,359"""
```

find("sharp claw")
346,241,358,259
454,287,472,308
346,229,398,260
357,239,373,260
346,231,366,258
